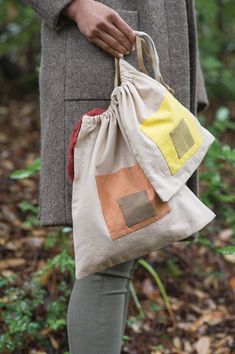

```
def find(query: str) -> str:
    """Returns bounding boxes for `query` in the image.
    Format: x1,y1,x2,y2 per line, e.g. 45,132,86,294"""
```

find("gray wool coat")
23,0,209,233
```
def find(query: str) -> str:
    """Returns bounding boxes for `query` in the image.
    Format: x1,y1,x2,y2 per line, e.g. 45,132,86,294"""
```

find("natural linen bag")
114,31,216,201
67,31,216,280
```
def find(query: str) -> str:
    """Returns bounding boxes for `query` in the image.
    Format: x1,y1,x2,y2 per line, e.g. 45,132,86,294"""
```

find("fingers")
91,36,124,58
91,11,137,58
98,20,134,53
111,12,136,47
96,23,133,55
77,2,137,58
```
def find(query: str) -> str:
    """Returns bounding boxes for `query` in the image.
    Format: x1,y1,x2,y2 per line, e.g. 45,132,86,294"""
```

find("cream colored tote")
67,30,216,280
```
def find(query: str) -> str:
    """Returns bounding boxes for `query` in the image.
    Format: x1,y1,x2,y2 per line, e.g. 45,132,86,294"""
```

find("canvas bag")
67,31,216,280
113,31,216,201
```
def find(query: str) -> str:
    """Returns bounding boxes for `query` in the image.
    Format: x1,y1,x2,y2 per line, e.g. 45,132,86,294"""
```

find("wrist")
63,0,94,22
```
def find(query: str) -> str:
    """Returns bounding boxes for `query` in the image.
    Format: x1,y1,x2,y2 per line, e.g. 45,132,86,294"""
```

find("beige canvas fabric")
71,31,216,280
114,31,215,201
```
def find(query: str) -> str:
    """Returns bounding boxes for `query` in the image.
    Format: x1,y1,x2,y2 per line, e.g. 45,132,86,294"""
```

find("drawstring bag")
113,31,215,201
67,30,216,280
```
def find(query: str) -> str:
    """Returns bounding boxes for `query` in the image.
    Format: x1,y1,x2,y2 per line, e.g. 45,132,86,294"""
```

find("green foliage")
18,200,38,214
9,158,41,228
137,258,174,320
43,250,75,280
10,157,41,179
129,281,145,319
18,200,40,228
217,245,235,254
0,1,40,92
199,109,235,234
0,250,75,353
196,0,235,99
0,158,75,352
0,1,40,56
214,106,235,133
0,275,47,352
164,257,183,278
122,334,131,343
198,106,235,254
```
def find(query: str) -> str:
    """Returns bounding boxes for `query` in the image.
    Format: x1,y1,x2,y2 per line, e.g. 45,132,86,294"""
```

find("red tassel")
67,107,108,183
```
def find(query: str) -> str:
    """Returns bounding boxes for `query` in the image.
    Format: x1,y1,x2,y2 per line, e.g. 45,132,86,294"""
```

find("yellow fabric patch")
139,91,203,175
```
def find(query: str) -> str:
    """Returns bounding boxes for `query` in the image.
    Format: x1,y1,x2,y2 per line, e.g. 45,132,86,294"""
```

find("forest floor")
0,94,235,354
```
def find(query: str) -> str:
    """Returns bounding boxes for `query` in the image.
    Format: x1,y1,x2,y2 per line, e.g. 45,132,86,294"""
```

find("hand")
63,0,136,58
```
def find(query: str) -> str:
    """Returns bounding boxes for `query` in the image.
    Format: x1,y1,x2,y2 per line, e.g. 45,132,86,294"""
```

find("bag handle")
136,30,162,81
114,30,174,94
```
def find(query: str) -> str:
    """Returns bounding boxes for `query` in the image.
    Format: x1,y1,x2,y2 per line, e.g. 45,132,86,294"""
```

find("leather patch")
169,118,195,158
118,190,156,227
95,163,171,241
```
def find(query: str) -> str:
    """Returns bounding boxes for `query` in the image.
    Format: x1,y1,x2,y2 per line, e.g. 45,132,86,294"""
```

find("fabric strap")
114,34,153,87
114,31,174,94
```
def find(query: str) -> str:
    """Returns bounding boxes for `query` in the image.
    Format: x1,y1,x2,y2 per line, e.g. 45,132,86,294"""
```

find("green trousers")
66,258,137,354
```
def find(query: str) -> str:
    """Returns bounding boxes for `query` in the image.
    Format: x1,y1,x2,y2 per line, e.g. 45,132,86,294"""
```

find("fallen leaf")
173,336,182,350
223,254,235,264
190,310,228,331
194,336,211,354
228,276,235,294
218,228,233,241
0,258,26,270
49,334,59,349
183,340,193,353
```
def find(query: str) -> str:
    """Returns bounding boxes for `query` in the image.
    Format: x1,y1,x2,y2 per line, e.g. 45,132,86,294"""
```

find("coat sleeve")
22,0,74,30
196,47,210,114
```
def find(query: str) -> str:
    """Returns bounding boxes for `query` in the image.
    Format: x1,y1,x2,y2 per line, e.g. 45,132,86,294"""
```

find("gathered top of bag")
67,107,107,183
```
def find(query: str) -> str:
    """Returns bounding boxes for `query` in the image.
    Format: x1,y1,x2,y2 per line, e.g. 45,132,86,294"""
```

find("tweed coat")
23,0,209,229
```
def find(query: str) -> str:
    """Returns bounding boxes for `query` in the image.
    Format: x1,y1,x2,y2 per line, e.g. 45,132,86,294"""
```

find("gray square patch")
117,190,156,227
169,118,195,158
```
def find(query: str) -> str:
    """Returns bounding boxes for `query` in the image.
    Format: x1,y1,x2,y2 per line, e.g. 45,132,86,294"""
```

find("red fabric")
67,107,108,183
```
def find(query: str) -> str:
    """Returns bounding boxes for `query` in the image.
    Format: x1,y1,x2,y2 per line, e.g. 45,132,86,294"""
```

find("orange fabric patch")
95,164,171,241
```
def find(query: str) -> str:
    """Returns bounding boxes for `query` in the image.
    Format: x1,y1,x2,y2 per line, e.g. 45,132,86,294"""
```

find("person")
23,0,209,353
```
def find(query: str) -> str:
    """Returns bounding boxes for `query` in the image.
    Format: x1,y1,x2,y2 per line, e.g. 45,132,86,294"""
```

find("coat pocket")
64,9,139,100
